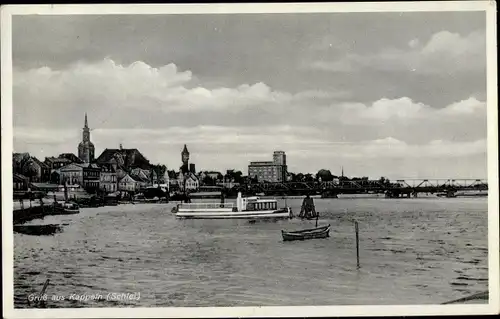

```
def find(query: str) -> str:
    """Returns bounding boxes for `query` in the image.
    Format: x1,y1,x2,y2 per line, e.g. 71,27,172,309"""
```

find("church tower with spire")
181,144,190,173
78,113,95,163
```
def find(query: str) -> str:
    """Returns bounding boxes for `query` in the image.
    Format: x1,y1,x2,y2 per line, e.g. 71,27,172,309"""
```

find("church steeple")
78,113,95,163
181,144,190,173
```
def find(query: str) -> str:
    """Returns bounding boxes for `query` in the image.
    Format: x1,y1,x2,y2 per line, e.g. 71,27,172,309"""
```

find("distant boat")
281,224,330,241
175,192,292,219
14,224,64,236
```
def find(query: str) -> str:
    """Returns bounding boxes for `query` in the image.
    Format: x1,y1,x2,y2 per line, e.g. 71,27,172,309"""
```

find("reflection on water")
14,197,488,308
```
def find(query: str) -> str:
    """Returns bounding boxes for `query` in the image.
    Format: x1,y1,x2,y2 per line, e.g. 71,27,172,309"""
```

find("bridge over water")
228,179,488,198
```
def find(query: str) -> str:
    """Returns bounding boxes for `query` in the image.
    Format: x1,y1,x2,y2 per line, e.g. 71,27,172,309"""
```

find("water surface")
14,197,488,307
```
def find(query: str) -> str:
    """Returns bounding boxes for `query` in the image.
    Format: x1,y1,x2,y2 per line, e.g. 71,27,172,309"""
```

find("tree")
202,175,215,186
379,176,390,185
304,173,314,182
23,162,39,183
316,169,334,181
232,171,243,184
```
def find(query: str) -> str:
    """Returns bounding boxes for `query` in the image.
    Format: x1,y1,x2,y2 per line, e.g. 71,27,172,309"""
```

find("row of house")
13,151,246,196
12,150,164,195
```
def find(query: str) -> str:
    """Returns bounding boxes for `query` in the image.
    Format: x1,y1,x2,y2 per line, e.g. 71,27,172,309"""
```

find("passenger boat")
174,192,292,219
281,224,330,241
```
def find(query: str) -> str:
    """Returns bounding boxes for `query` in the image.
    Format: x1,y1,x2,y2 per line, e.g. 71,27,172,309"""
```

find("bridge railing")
229,179,487,192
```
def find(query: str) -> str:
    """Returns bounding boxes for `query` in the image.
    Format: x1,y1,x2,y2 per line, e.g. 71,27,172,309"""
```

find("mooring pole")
355,220,360,269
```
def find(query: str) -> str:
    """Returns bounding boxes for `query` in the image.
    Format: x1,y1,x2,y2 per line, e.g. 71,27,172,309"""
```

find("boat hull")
282,225,330,241
176,209,292,219
14,224,63,236
62,209,79,215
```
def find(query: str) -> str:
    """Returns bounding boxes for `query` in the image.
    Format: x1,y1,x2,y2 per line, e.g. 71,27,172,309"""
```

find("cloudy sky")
12,11,488,179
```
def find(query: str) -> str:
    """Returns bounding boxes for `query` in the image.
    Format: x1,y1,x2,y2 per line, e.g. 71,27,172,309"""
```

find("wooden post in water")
355,220,360,269
315,212,319,228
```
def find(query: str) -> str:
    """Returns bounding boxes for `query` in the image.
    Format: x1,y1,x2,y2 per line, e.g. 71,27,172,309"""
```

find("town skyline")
13,12,488,179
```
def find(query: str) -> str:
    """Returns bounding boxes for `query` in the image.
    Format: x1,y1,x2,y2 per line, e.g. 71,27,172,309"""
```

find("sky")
12,11,488,179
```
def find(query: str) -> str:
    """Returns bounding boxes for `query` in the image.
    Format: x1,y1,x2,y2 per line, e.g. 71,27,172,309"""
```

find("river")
14,197,488,308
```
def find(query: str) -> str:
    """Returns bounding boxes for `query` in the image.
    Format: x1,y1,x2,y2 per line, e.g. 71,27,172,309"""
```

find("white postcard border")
1,2,498,318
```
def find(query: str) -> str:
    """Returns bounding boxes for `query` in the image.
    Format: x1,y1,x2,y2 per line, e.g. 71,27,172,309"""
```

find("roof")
249,161,276,166
184,172,199,181
30,183,60,189
30,157,50,169
167,170,177,178
79,163,100,169
100,163,116,172
13,153,30,163
96,148,151,170
58,153,83,163
130,173,150,183
45,156,71,163
13,173,29,181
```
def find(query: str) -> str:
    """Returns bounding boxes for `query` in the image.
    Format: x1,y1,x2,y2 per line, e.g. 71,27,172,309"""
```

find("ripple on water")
14,199,488,308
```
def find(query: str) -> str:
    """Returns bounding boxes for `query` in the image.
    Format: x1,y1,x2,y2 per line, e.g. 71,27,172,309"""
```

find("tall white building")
248,151,288,183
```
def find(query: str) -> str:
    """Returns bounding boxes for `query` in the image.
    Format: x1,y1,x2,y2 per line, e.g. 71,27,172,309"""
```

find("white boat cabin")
239,196,278,211
178,192,279,212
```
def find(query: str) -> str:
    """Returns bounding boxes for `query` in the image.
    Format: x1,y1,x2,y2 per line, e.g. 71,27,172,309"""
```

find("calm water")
14,197,488,308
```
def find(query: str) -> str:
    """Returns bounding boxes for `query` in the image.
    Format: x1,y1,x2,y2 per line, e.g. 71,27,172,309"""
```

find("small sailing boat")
281,224,330,241
281,211,330,241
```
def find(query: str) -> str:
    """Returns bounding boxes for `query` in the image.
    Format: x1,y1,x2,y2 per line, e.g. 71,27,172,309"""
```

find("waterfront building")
96,144,151,171
58,153,83,164
59,163,84,185
273,151,286,166
30,183,60,192
100,164,118,193
167,170,179,191
80,163,101,193
118,174,141,193
78,113,95,163
248,151,288,183
13,173,29,191
163,170,170,190
178,171,199,192
130,167,157,185
21,156,51,183
44,157,72,170
12,152,31,174
129,173,150,190
59,163,101,193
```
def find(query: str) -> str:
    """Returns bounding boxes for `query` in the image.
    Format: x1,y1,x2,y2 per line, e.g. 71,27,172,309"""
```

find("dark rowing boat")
14,224,64,236
281,224,330,241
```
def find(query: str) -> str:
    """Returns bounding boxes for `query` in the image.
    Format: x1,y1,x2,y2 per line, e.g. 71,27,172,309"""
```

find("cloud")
13,126,78,145
287,137,486,161
13,59,338,118
337,96,486,125
311,30,486,75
